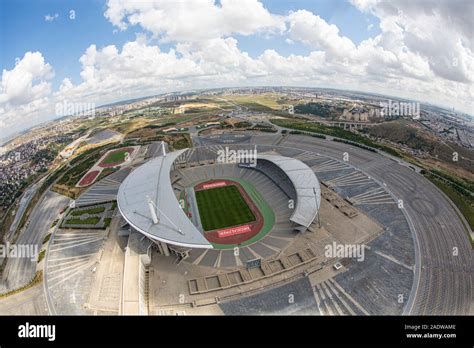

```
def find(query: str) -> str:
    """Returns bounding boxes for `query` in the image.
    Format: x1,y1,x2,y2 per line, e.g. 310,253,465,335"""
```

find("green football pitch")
102,150,128,164
195,185,256,231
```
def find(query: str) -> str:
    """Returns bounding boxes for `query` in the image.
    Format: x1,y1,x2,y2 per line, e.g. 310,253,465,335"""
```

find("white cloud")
349,0,474,83
0,52,54,134
0,52,54,105
287,10,356,61
2,0,473,138
283,2,473,112
104,0,285,42
53,39,203,107
98,0,471,115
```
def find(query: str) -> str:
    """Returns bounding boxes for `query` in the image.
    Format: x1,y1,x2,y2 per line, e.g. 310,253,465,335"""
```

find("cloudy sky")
0,0,473,138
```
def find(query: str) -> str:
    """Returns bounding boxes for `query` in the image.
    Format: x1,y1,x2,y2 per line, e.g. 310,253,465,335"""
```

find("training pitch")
195,185,256,231
99,147,134,167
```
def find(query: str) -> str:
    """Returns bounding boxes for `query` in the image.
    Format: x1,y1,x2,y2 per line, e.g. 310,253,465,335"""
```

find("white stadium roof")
117,148,320,249
257,154,321,228
117,149,213,249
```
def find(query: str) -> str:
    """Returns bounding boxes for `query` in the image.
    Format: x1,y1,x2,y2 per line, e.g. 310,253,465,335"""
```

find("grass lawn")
57,151,102,186
70,206,105,216
103,217,112,228
271,118,401,157
65,217,100,225
195,185,255,231
37,250,46,263
221,93,284,110
42,233,51,244
102,150,129,164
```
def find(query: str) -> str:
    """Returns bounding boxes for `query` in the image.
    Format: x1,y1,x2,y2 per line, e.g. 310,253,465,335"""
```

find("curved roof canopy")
258,154,321,228
117,149,212,249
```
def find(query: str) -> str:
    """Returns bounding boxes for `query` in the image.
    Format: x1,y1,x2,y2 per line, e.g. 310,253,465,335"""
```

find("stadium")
117,144,321,267
41,134,471,316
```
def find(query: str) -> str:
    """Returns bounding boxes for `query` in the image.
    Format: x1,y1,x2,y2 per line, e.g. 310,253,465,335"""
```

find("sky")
0,0,473,138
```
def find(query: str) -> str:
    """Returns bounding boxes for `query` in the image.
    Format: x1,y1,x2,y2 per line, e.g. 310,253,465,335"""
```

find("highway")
0,283,48,314
1,190,69,292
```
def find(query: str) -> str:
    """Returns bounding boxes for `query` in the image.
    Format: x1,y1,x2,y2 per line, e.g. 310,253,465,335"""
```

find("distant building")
162,127,178,133
205,122,221,127
341,107,370,122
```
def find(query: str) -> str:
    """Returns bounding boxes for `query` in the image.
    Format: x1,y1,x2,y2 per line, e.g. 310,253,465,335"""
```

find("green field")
271,118,401,157
102,150,129,164
56,145,108,186
65,217,100,225
195,185,256,231
70,206,105,216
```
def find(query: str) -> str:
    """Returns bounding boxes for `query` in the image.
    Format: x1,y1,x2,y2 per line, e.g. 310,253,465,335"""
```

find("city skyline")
1,0,473,139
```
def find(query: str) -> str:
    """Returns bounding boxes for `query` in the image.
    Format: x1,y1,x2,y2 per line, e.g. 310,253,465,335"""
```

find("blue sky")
1,0,138,88
0,0,472,138
1,0,380,89
261,0,380,43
